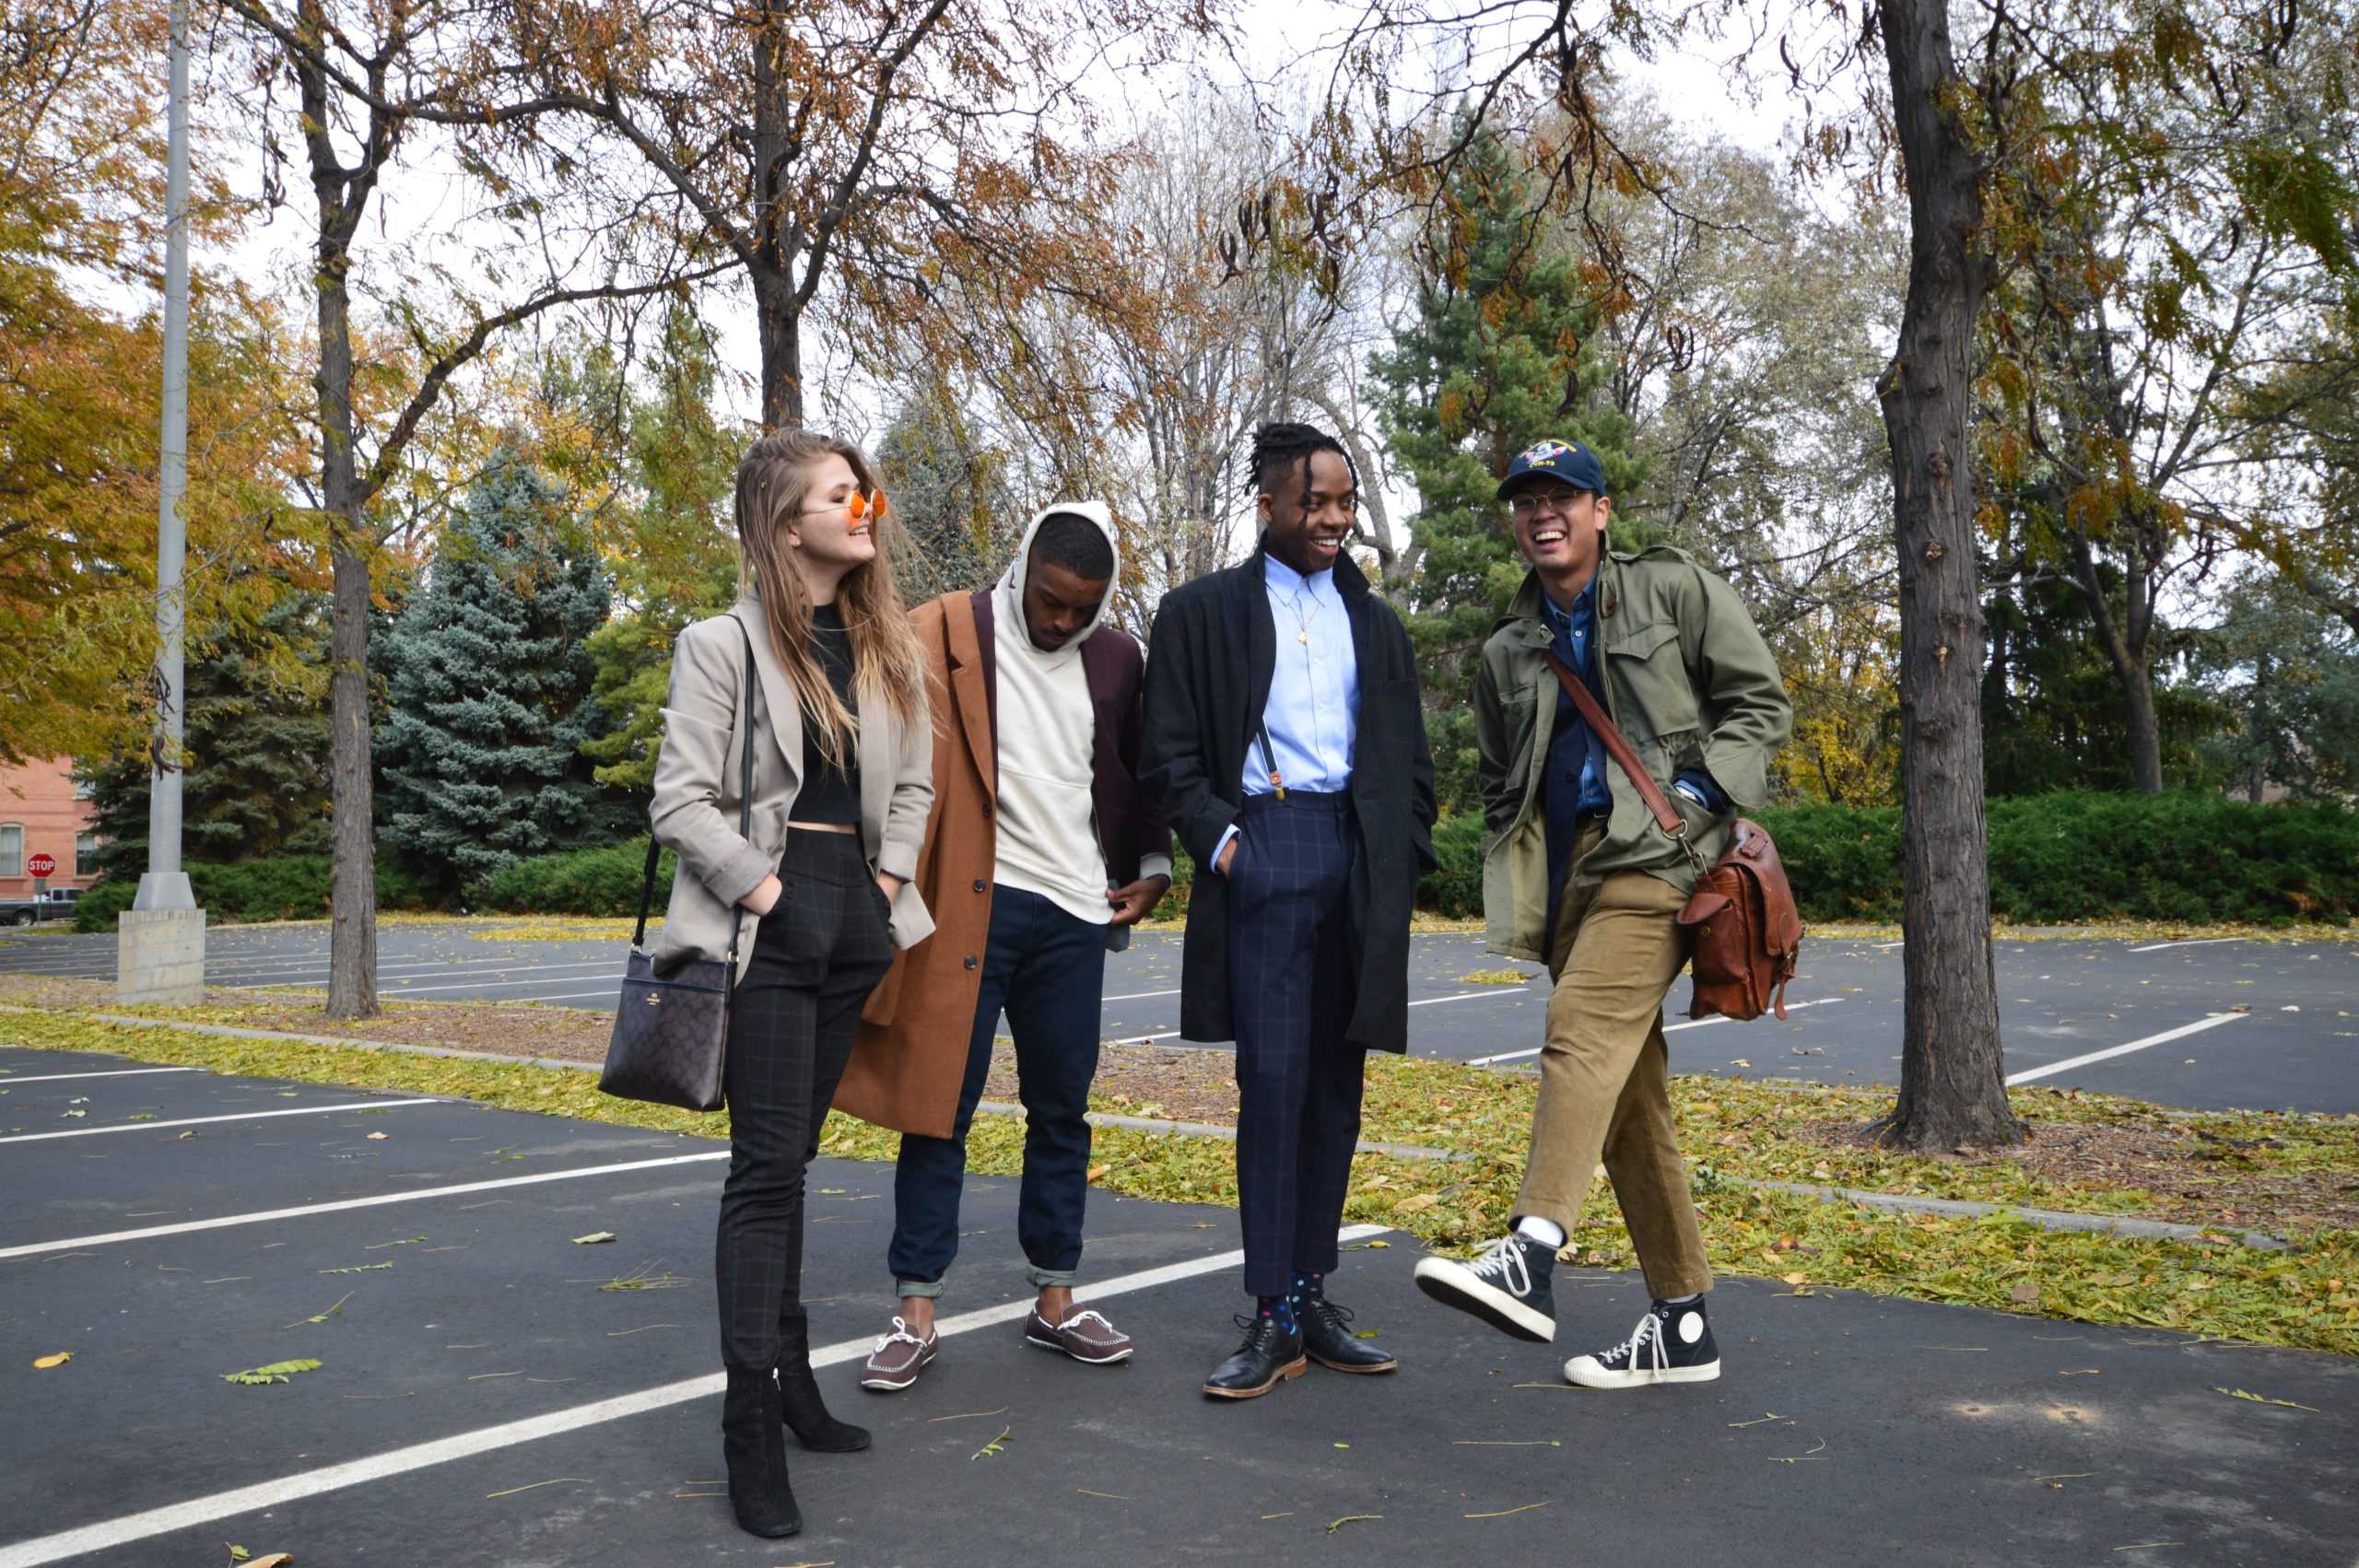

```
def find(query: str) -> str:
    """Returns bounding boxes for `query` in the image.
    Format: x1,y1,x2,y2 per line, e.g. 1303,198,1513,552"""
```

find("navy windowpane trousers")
1224,790,1365,1297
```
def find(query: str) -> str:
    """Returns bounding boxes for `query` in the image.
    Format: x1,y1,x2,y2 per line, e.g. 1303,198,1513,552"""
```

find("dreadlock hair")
1029,510,1115,581
1245,420,1361,518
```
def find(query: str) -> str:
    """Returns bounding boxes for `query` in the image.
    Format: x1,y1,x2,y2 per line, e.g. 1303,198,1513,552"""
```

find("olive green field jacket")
1473,549,1792,963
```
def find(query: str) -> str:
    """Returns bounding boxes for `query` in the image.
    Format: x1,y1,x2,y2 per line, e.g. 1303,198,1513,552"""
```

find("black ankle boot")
722,1369,802,1539
777,1315,870,1453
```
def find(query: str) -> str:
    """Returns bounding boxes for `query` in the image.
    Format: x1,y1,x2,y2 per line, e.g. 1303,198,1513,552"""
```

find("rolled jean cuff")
1023,1263,1079,1289
895,1277,945,1300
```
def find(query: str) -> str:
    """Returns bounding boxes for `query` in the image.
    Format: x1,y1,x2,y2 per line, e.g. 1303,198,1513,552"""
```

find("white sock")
1514,1216,1567,1249
1662,1293,1701,1305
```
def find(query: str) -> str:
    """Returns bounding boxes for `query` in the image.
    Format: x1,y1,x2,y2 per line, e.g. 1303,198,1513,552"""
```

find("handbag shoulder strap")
1542,649,1689,845
632,616,762,954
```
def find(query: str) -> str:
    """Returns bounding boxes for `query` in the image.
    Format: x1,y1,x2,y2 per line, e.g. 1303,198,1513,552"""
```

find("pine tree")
575,311,745,792
876,382,1019,604
377,449,632,894
1369,114,1647,804
81,591,334,878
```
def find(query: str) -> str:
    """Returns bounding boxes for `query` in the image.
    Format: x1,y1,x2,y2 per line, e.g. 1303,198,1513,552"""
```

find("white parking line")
1103,988,1181,1002
0,1098,436,1146
0,1067,202,1084
0,1223,1391,1566
1409,989,1530,1009
2003,1012,2248,1085
2127,937,2249,954
0,1149,733,1260
1109,985,1529,1049
1464,996,1844,1067
232,961,616,993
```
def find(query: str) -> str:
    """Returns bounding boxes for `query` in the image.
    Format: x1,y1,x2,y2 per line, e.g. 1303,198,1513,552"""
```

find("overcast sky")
194,4,1839,442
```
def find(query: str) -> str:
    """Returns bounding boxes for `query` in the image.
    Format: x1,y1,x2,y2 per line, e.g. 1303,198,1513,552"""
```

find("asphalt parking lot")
4,1036,2354,1567
3,922,2352,1116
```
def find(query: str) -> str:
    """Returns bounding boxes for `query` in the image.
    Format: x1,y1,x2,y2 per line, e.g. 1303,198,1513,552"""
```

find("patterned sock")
1257,1293,1297,1332
1289,1270,1325,1307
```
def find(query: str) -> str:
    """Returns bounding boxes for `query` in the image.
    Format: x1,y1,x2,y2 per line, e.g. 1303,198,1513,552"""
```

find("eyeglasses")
1508,489,1590,519
798,490,888,527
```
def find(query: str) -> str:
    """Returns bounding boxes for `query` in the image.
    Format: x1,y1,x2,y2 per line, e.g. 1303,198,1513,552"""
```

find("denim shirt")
1539,579,1614,916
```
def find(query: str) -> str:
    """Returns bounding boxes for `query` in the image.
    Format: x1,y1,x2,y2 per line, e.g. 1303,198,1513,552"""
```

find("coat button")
972,878,987,894
963,955,979,970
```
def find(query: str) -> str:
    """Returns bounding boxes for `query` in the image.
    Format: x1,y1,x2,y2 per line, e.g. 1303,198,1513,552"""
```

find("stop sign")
26,852,55,877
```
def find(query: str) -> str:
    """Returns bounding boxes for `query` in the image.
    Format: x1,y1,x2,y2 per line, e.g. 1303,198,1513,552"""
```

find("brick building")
0,756,100,897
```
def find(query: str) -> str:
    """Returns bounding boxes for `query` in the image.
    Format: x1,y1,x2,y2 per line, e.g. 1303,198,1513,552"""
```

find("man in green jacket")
1414,437,1791,1389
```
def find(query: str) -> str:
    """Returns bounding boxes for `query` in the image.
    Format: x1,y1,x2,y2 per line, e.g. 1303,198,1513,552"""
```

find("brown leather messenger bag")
1543,652,1803,1021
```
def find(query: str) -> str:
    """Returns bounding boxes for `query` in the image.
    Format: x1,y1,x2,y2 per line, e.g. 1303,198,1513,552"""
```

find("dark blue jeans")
887,883,1107,1295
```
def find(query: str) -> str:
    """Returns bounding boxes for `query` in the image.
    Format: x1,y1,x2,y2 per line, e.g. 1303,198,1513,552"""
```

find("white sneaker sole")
1562,1355,1720,1389
1412,1257,1555,1342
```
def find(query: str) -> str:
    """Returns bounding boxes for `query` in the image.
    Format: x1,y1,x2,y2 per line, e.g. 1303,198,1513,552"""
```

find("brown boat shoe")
1022,1305,1134,1365
858,1316,939,1392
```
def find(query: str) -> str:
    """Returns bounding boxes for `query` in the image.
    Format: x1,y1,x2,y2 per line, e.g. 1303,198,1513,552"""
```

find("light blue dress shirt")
1214,554,1360,873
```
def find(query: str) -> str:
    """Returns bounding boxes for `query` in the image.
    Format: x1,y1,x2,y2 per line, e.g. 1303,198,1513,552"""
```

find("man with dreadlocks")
1141,421,1438,1400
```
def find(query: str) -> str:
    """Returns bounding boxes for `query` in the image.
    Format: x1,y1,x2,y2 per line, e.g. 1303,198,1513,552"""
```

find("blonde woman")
650,429,934,1539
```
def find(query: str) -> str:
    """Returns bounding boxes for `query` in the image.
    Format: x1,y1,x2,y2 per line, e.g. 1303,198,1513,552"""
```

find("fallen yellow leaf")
1086,1164,1109,1182
32,1352,70,1369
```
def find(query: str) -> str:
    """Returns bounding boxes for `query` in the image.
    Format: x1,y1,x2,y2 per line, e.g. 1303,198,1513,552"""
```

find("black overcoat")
1140,544,1438,1051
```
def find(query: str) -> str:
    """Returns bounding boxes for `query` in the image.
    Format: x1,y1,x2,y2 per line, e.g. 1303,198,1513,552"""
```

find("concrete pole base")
118,906,206,1006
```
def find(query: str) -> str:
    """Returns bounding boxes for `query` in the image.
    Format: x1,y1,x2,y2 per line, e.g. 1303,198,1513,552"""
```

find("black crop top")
794,603,862,824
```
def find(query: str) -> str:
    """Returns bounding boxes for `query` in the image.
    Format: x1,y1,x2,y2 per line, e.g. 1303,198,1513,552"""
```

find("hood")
994,499,1120,662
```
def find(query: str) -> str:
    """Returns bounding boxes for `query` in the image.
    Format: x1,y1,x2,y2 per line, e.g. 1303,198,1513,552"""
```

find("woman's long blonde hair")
734,429,927,769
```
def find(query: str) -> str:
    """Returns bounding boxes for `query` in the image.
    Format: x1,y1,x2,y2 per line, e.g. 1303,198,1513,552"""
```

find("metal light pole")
122,0,205,1000
137,0,193,913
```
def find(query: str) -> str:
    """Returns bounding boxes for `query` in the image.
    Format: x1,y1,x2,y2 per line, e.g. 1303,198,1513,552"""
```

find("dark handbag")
1542,651,1803,1022
600,620,760,1110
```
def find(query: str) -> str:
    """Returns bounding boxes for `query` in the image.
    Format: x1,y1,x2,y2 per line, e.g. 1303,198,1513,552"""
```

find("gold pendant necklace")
1286,588,1318,646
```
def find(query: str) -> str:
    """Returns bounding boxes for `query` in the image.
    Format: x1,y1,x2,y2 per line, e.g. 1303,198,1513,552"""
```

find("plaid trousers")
715,830,894,1373
1225,790,1365,1297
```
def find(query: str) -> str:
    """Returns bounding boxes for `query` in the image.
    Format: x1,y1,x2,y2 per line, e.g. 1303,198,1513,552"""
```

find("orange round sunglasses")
796,489,887,528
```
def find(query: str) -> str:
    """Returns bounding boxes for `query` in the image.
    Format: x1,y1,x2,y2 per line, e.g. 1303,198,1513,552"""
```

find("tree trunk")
1871,0,2021,1150
2070,535,2165,792
749,8,802,429
325,526,378,1018
302,6,377,1020
755,263,802,429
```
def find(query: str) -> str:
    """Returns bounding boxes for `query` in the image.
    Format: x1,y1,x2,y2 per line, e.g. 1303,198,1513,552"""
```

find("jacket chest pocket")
1604,621,1697,741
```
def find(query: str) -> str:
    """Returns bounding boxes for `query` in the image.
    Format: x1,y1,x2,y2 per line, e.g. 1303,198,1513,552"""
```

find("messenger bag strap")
723,618,758,967
1542,649,1690,847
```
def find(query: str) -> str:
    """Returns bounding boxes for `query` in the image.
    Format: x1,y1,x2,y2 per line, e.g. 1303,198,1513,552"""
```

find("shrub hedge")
998,792,2358,927
468,836,676,918
81,792,2352,931
73,853,435,931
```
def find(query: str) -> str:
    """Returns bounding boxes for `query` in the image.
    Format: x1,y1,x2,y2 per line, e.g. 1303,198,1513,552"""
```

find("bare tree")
216,0,712,1018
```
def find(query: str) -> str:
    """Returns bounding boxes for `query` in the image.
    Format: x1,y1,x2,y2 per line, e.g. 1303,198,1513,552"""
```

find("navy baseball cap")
1496,438,1607,500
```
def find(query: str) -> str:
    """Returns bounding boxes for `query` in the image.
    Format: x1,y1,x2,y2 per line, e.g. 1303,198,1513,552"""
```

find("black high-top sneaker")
1411,1233,1557,1342
1563,1297,1720,1388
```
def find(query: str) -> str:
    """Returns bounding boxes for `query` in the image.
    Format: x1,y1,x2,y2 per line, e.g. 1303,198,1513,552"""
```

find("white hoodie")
990,501,1170,924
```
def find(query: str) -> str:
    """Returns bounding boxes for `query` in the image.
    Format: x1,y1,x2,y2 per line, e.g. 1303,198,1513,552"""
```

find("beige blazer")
649,598,936,983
